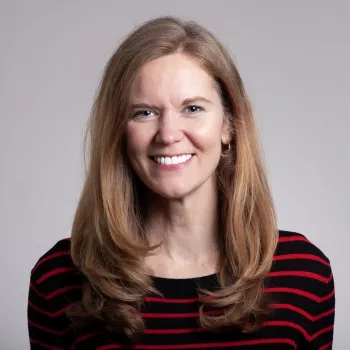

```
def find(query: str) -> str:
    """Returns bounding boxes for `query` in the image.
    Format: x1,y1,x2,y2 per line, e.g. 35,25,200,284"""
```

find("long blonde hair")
68,16,278,341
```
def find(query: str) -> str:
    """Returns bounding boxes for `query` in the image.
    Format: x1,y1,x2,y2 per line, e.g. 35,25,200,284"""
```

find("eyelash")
132,105,204,118
133,110,154,118
185,105,204,113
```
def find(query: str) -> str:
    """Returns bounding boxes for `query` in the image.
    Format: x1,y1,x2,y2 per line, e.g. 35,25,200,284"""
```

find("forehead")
130,53,218,102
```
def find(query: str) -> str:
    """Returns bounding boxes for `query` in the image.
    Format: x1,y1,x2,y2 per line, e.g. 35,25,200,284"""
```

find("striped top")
27,230,335,349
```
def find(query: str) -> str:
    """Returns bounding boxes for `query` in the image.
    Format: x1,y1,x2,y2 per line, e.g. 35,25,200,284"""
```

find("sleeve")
27,272,67,349
307,264,335,350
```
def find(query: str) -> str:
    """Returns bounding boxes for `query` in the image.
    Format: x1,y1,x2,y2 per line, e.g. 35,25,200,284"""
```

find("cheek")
125,125,145,156
125,126,155,175
191,119,224,150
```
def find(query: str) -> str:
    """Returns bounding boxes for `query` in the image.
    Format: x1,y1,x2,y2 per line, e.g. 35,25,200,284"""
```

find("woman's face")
125,53,230,200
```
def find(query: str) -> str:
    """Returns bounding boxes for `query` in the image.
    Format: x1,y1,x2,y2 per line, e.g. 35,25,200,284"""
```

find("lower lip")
150,155,194,170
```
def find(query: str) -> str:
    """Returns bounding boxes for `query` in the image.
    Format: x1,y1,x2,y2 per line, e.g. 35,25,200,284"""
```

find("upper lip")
150,153,193,157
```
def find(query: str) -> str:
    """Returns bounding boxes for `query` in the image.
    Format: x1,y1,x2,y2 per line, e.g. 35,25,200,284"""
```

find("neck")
144,178,221,265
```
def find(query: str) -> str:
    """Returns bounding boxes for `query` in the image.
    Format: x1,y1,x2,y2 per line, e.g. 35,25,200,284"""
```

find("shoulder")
29,238,83,298
276,230,331,266
272,230,334,296
28,239,84,347
270,231,335,345
31,238,74,277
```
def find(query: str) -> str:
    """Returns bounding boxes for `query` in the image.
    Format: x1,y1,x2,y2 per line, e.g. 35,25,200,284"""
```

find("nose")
154,111,184,145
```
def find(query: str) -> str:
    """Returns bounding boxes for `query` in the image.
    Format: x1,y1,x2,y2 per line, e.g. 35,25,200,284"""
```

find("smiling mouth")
151,154,193,165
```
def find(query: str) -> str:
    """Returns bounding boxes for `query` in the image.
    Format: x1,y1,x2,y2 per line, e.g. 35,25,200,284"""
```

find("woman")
28,16,335,349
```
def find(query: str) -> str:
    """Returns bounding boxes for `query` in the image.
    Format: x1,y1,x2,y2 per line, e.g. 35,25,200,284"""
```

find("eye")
185,105,204,113
132,109,154,118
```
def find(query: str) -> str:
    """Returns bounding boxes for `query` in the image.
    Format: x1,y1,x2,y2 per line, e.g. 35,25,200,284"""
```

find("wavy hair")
68,16,278,342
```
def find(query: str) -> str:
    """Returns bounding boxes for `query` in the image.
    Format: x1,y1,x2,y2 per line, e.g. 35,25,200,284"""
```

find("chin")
141,175,215,201
152,187,190,200
146,181,194,201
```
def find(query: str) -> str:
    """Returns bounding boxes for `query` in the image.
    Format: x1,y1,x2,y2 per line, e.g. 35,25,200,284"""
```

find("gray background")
1,1,348,348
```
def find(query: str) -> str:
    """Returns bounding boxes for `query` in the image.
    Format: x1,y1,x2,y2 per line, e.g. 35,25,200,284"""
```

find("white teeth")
153,154,192,165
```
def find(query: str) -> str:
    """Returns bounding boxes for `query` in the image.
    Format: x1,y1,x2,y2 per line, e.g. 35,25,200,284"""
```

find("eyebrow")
130,96,213,109
181,96,213,105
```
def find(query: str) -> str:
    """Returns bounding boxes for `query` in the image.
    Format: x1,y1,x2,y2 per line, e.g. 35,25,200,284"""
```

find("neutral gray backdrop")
1,1,348,349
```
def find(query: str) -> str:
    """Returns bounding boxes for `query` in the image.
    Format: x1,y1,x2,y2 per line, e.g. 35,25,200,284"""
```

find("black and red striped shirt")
27,230,335,349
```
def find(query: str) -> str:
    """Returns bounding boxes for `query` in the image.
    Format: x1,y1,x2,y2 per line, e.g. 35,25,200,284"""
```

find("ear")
221,115,232,145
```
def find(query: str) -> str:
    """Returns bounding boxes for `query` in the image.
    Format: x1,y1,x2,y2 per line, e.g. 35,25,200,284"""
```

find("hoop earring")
221,142,231,157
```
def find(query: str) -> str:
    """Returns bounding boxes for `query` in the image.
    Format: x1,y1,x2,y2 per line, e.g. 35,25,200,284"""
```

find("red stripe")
144,296,198,303
98,338,297,349
142,320,333,339
311,325,334,341
263,321,334,341
32,250,70,273
30,282,82,300
278,236,309,243
265,287,335,303
36,267,76,284
28,300,74,317
272,303,335,321
320,340,333,350
142,310,221,319
268,271,332,283
28,320,72,336
273,254,330,266
71,333,99,350
314,308,336,321
30,338,63,350
264,321,307,339
145,327,204,335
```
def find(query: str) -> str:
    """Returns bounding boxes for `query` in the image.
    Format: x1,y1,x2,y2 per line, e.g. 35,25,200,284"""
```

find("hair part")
67,15,278,342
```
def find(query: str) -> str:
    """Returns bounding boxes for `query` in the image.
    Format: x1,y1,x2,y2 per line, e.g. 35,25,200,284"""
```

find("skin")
125,53,231,278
